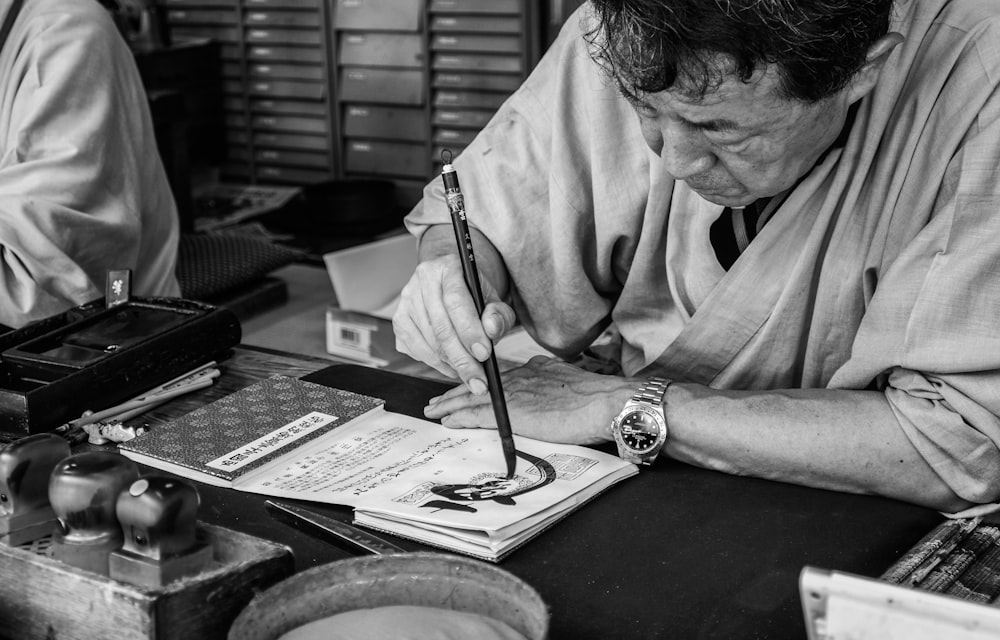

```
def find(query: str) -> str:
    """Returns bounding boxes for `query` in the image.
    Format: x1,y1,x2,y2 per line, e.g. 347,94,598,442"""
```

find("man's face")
626,63,851,207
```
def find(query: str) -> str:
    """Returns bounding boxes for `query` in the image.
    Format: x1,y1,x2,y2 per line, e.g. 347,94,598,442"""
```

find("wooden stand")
0,523,293,640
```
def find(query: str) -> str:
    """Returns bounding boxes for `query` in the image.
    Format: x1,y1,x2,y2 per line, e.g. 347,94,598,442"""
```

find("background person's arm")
0,2,179,328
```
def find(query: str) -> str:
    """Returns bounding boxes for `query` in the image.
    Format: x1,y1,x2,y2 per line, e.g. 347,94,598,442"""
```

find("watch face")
618,409,663,453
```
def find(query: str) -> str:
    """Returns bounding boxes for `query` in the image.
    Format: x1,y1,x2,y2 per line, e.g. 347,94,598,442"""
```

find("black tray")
0,297,241,433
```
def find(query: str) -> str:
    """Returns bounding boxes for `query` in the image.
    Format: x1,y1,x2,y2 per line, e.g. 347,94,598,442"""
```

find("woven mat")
176,231,304,302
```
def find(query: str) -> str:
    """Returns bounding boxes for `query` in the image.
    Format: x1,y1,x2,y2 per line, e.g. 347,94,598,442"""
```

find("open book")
118,376,637,562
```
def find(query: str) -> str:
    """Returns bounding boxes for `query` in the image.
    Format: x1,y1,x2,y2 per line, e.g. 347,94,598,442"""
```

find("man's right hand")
392,226,515,394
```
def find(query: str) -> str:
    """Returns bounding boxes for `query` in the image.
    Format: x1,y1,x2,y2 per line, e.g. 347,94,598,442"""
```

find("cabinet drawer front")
255,148,331,168
226,144,251,161
254,131,330,151
166,0,240,9
249,80,326,100
247,45,324,64
338,33,424,68
433,128,478,146
166,9,237,25
342,105,428,141
170,26,240,42
431,34,522,54
252,114,329,135
249,63,325,81
223,79,247,96
245,11,319,29
226,129,250,145
333,0,423,31
338,68,425,105
162,0,237,6
432,108,493,129
221,62,242,79
434,90,506,110
246,28,322,46
432,53,522,74
221,160,251,180
344,140,428,178
251,99,329,117
432,71,522,92
429,15,521,34
257,165,333,184
244,0,319,9
224,112,247,129
220,44,241,61
429,0,521,14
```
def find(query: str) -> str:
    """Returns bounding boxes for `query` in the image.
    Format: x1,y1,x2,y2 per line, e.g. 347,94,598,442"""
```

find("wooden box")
0,523,293,640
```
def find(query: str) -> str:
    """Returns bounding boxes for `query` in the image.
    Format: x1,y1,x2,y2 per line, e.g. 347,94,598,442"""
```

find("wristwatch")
611,377,671,466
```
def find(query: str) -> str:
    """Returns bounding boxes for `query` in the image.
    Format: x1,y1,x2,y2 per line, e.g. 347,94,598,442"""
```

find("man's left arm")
424,358,971,512
661,382,971,512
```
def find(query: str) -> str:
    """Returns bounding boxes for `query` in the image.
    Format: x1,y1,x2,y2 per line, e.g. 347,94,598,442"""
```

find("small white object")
801,566,1000,640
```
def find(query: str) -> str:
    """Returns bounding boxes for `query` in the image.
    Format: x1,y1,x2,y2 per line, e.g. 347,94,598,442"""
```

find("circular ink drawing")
422,451,557,513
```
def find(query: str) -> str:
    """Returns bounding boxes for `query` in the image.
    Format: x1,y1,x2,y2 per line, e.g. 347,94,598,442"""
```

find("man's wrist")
611,377,672,465
601,379,644,442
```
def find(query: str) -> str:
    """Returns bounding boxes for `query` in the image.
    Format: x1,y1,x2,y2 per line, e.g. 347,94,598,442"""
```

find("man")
394,0,1000,513
0,0,180,330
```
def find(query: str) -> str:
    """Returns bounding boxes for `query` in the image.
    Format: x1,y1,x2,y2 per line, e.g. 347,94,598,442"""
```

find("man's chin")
690,188,753,208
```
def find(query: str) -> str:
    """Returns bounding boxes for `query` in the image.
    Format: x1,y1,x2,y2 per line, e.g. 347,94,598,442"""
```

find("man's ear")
847,32,904,102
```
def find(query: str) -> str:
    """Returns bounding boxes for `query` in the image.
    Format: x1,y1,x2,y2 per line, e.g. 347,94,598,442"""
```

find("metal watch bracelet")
632,377,671,406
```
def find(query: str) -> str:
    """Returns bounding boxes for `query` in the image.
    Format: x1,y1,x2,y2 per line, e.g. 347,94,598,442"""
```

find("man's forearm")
418,224,510,299
663,384,970,512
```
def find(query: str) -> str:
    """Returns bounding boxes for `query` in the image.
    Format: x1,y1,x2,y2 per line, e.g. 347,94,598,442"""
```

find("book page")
237,407,636,538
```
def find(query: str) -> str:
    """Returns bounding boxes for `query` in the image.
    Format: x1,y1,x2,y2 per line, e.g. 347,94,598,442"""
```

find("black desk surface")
171,352,944,640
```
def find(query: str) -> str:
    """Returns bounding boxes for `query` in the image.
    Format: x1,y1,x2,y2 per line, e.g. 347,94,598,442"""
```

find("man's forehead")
665,62,783,106
636,63,794,128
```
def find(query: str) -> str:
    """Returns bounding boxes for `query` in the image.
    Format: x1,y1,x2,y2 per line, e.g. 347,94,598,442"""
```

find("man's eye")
709,135,750,152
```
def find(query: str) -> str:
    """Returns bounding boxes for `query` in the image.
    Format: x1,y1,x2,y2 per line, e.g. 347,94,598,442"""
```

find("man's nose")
660,132,715,180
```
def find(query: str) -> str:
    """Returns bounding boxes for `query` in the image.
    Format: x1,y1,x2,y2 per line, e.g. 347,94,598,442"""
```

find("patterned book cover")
119,375,384,485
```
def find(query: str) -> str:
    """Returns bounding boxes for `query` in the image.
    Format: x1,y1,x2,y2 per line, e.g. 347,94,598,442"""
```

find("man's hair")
586,0,895,103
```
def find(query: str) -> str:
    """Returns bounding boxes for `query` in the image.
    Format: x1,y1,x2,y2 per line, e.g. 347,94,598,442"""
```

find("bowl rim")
227,551,550,640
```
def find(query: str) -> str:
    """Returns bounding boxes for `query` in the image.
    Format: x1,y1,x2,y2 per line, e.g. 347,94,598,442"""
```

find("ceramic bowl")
227,552,549,640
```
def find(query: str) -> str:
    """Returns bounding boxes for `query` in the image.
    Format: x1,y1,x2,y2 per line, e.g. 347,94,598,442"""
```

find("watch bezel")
613,403,667,455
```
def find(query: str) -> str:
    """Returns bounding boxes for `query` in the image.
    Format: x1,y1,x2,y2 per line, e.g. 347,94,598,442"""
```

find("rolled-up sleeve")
884,368,1000,503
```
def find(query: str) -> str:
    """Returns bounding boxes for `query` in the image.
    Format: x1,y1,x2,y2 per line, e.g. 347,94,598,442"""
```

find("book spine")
881,518,977,584
915,524,1000,593
945,534,1000,604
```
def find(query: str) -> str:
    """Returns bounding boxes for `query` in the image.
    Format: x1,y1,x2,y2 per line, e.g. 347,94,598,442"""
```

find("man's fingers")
426,390,498,430
392,293,459,379
413,260,489,392
393,254,514,395
482,301,516,341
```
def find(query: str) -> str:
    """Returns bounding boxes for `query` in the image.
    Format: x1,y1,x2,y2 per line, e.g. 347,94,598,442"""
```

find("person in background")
394,0,1000,514
0,0,180,331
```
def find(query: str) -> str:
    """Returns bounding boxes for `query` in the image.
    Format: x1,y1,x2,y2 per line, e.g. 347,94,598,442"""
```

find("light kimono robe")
405,0,1000,504
0,0,180,328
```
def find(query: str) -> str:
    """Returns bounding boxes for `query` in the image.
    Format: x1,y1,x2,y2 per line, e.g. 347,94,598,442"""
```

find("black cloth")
175,231,304,302
710,198,769,270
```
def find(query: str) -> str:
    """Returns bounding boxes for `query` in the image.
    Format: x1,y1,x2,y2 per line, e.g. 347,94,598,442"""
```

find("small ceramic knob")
0,434,70,522
48,451,140,573
117,475,201,561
